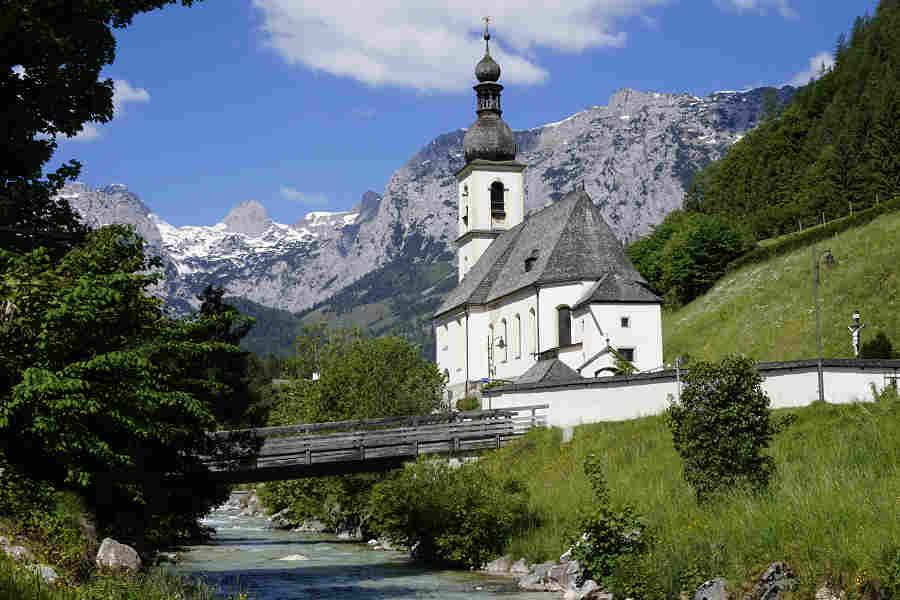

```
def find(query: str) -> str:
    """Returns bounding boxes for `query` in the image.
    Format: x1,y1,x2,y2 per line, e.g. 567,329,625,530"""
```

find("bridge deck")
204,404,547,483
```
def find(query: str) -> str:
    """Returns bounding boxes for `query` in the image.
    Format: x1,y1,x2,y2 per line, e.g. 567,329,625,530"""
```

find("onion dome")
475,53,500,82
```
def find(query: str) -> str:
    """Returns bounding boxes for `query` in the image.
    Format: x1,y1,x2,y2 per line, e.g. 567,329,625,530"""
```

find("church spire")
464,18,516,163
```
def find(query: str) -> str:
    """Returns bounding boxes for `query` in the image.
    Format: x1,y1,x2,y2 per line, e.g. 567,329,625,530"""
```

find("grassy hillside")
663,210,899,363
481,393,900,597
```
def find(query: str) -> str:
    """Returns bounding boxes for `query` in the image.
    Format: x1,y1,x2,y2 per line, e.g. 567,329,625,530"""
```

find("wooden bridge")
203,404,548,483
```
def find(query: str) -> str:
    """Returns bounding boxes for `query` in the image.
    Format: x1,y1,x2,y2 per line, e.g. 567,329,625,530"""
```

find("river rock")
3,545,33,562
293,519,326,533
753,562,795,600
484,555,512,574
510,558,530,575
277,554,309,561
239,491,263,516
96,538,142,572
694,578,729,600
814,586,844,600
336,527,362,540
547,560,581,592
30,564,58,584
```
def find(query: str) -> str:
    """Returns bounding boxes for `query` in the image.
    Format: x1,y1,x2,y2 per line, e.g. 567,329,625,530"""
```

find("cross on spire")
483,16,491,53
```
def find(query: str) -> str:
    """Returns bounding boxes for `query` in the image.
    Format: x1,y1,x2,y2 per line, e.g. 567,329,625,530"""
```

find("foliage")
569,454,648,592
611,350,638,376
0,0,195,256
684,1,900,239
455,396,480,411
727,196,900,273
479,395,900,598
666,355,778,502
0,226,253,549
663,210,900,364
258,326,445,532
860,331,896,359
627,211,750,305
367,459,533,569
269,325,445,425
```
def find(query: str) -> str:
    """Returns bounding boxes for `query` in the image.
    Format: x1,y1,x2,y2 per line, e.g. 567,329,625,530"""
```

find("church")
434,25,664,401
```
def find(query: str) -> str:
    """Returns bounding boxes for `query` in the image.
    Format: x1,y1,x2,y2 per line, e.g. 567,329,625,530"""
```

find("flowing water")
172,499,550,599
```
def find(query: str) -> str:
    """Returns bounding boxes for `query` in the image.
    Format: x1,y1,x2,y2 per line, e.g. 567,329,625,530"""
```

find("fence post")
530,407,536,429
305,447,311,465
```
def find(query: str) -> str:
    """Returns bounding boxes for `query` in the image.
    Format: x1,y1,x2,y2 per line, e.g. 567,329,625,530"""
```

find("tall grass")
663,210,899,362
480,391,900,597
0,553,242,600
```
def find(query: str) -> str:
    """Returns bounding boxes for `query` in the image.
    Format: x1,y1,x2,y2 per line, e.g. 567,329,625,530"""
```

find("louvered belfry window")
490,181,505,217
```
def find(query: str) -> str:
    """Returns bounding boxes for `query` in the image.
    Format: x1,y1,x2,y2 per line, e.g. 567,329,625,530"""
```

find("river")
172,498,550,599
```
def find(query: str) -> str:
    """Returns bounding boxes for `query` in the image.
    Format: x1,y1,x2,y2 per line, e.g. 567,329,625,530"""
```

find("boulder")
30,564,58,585
753,562,795,600
96,538,142,572
268,508,292,528
510,558,530,575
517,572,548,591
547,560,582,592
293,519,326,533
694,578,729,600
814,586,844,600
0,536,9,546
3,545,33,562
578,579,612,600
239,491,262,516
484,555,512,574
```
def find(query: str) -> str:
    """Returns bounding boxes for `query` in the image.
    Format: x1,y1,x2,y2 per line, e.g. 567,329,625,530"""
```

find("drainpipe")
464,306,470,395
535,287,541,360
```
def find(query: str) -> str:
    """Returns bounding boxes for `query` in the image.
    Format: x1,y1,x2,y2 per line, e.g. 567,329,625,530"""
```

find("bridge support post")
496,433,501,449
413,439,419,457
305,448,311,465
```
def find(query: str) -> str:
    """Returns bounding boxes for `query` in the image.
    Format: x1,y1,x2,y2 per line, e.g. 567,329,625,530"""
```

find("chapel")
434,24,664,401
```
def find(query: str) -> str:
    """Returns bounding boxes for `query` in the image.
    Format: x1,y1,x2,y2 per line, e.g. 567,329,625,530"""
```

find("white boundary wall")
482,360,900,429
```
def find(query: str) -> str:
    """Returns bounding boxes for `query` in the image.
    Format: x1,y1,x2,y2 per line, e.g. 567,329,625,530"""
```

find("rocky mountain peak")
353,191,382,223
222,200,272,236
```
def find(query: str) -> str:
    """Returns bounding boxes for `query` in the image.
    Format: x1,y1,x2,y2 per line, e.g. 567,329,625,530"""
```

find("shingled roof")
514,358,581,386
435,189,660,317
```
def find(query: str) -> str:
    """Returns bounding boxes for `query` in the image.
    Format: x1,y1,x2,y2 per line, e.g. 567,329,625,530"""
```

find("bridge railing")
211,404,548,440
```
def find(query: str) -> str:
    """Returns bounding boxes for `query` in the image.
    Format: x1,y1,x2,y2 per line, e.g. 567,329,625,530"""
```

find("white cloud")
112,79,151,116
66,123,102,143
61,78,150,143
251,0,668,91
788,51,834,87
280,186,328,205
715,0,797,18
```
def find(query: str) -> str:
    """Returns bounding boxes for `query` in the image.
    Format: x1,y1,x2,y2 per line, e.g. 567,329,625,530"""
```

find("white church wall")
483,361,898,429
587,303,664,373
537,282,594,354
484,288,538,381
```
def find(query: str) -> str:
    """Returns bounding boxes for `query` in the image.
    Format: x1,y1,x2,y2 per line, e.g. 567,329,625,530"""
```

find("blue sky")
52,0,878,227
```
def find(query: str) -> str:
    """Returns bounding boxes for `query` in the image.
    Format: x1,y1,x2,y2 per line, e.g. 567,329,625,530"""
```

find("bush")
455,396,480,411
367,459,533,569
860,331,896,359
569,454,648,591
666,355,777,502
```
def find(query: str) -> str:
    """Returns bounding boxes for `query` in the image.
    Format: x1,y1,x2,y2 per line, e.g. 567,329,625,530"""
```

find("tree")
1,0,195,255
0,225,250,549
665,355,777,502
259,327,446,533
627,211,750,306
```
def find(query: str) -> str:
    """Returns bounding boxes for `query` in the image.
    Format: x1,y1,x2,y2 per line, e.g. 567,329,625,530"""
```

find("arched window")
515,314,522,359
500,319,509,362
557,305,572,347
529,308,537,355
490,181,505,218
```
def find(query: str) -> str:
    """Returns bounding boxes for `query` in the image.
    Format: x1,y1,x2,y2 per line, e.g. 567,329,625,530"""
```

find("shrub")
860,331,895,359
666,355,777,502
569,454,648,590
367,459,533,569
455,396,480,411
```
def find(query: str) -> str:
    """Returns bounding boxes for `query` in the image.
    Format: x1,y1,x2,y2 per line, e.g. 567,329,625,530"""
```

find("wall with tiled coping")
482,359,900,429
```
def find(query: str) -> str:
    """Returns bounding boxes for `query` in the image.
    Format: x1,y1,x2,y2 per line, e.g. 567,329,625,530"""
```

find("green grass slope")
663,210,899,363
482,394,900,597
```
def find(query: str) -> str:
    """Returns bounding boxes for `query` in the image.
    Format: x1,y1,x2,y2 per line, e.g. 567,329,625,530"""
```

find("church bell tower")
456,19,526,282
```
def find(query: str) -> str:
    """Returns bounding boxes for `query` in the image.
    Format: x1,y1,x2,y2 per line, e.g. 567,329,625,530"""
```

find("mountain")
63,85,793,354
